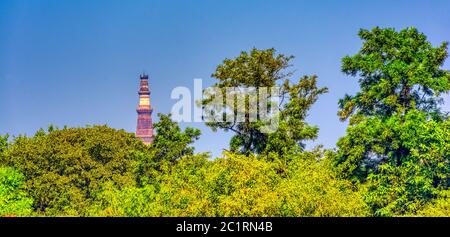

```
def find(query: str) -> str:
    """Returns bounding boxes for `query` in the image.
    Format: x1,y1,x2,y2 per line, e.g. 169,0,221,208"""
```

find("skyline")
1,0,450,157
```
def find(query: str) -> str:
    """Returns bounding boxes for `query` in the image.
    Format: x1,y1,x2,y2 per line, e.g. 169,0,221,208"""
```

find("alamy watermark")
170,79,280,133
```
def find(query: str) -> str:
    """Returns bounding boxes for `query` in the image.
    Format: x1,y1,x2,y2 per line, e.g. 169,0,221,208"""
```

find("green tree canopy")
334,110,450,215
1,125,147,216
334,27,450,216
151,113,201,163
202,48,327,156
339,27,450,120
335,27,450,180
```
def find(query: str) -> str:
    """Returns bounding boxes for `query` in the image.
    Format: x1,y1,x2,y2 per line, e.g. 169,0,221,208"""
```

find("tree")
151,113,201,163
362,111,450,216
334,27,450,216
0,167,33,217
335,27,450,180
202,48,327,155
1,125,147,216
338,27,450,120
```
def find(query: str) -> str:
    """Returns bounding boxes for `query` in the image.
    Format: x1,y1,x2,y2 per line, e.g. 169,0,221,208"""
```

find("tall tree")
338,27,450,121
334,27,450,216
202,48,327,155
335,27,450,178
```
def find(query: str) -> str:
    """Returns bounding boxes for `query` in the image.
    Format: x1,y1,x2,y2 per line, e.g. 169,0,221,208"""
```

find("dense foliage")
0,126,367,217
333,27,450,216
1,125,147,216
1,27,449,217
338,27,450,120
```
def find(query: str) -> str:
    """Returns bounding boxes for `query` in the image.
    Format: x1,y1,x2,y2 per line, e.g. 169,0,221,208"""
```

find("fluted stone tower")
136,73,154,144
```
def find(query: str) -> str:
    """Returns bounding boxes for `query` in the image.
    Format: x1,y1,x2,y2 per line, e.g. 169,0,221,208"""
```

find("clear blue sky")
1,0,449,158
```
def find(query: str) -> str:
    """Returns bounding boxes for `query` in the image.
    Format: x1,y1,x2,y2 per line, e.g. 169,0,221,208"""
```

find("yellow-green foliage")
204,152,280,216
416,191,450,217
276,153,369,216
84,151,367,217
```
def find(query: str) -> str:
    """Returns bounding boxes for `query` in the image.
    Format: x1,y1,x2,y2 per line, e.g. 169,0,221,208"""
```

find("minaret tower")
136,73,154,144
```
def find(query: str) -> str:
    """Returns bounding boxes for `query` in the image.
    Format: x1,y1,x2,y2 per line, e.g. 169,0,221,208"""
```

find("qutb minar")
136,73,154,144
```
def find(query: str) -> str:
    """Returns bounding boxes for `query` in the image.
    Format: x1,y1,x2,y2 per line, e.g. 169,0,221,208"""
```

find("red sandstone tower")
136,73,154,144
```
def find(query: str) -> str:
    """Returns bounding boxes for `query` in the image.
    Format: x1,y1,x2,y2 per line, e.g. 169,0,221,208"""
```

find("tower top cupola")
140,73,149,80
